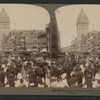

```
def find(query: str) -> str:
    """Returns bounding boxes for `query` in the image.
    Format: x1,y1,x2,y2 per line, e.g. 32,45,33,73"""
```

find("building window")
2,24,7,28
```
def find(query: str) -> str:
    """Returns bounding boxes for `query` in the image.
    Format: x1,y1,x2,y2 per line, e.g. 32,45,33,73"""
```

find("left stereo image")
0,4,51,87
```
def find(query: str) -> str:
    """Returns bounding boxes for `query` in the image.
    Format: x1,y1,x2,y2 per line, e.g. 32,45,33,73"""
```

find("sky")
0,4,50,30
55,4,100,48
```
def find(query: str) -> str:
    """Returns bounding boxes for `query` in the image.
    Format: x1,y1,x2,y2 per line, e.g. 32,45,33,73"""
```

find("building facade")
62,31,100,54
0,8,10,39
63,9,90,53
0,8,50,53
77,9,89,41
38,31,47,51
1,30,47,52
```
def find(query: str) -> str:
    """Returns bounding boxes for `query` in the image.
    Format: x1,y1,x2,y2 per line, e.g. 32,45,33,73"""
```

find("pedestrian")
86,71,93,88
18,79,26,87
69,74,76,87
28,70,38,87
1,68,5,87
8,66,15,87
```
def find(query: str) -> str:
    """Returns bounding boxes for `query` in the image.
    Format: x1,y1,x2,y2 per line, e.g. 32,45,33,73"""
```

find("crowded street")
0,51,50,87
0,5,51,88
51,52,100,88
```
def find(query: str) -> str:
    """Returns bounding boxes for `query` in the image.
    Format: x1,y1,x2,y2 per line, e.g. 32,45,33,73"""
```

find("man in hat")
65,66,72,87
76,68,83,87
28,69,38,87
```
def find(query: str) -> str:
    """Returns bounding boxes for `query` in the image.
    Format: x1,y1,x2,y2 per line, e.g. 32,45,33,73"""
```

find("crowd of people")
0,52,50,87
51,52,100,88
1,51,100,88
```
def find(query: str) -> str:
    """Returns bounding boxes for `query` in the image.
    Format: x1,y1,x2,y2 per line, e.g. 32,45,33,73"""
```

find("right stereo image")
51,5,100,88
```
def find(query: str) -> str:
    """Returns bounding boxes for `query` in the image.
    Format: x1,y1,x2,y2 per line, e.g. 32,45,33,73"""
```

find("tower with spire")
0,8,10,39
77,9,89,41
52,12,61,58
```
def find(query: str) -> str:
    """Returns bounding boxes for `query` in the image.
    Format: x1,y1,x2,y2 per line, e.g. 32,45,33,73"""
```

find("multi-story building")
62,31,100,55
1,30,47,52
77,9,89,41
0,8,50,53
0,8,10,51
38,31,47,51
0,8,10,38
70,9,89,52
81,31,100,54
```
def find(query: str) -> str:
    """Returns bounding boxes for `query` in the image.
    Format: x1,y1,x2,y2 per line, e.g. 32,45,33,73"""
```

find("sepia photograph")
0,4,51,87
51,5,100,88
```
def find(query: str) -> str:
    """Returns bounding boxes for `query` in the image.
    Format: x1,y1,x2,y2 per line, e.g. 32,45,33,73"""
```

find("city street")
5,73,50,87
51,73,100,88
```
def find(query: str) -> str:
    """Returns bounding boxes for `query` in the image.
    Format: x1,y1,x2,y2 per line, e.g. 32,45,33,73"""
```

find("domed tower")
77,9,89,41
0,8,10,39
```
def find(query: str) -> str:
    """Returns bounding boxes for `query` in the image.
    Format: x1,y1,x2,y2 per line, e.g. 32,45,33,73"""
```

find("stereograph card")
0,3,99,96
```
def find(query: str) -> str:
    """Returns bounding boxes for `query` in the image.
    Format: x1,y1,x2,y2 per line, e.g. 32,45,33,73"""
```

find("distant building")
0,8,10,39
1,30,47,52
63,9,91,53
62,31,100,54
38,31,47,51
80,31,100,53
1,35,12,51
77,9,89,41
0,8,50,53
0,8,10,51
70,9,89,51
